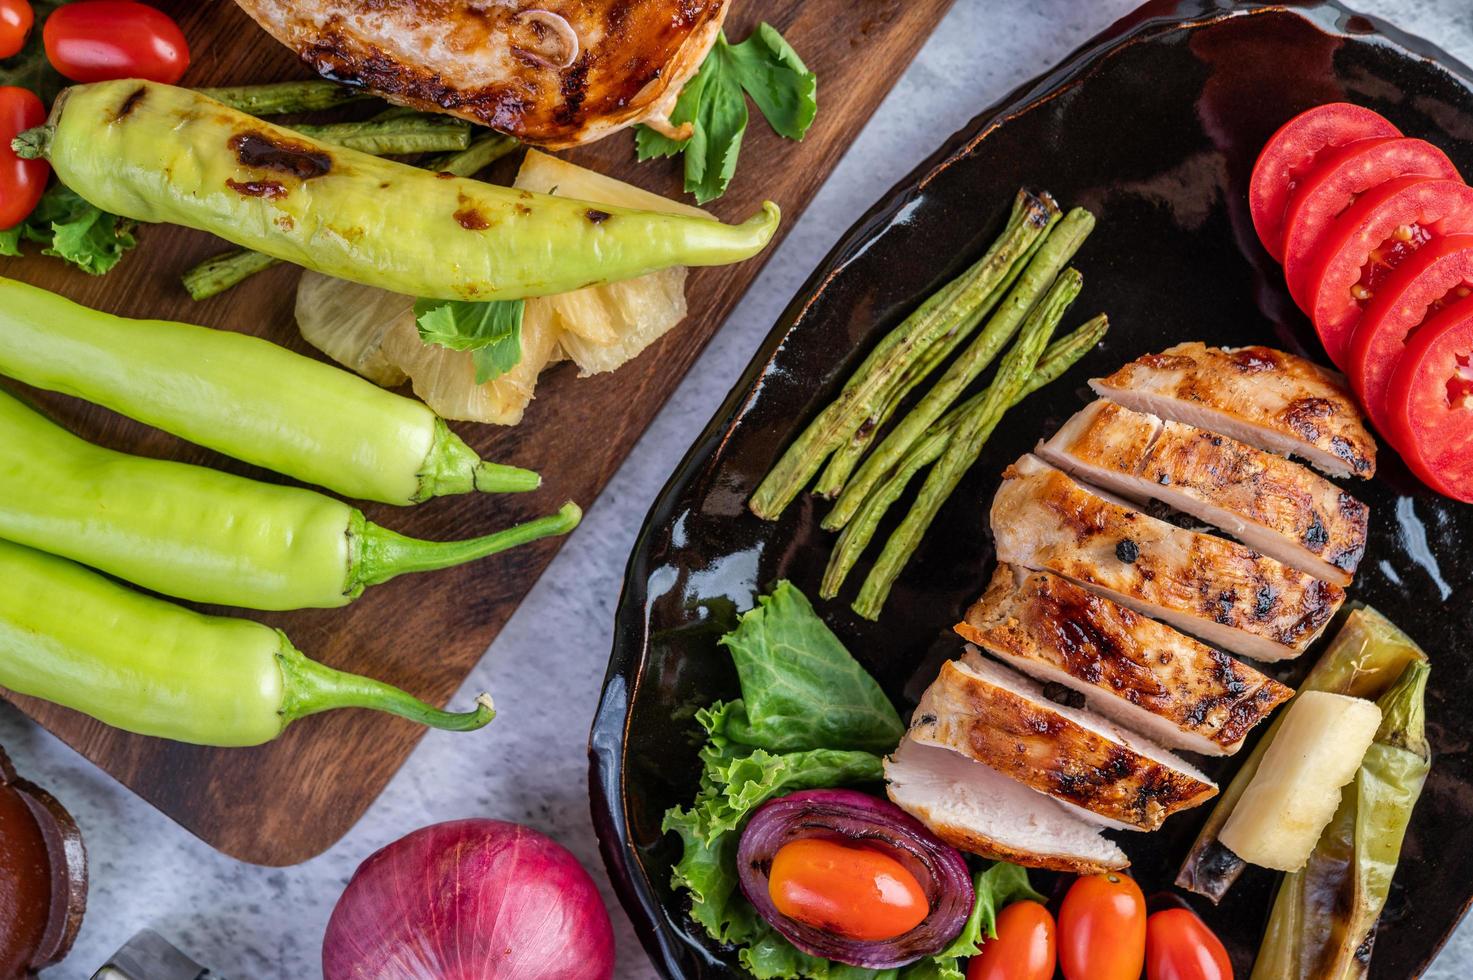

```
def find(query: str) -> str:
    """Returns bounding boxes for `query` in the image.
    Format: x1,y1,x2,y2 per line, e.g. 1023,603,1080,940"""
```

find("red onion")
737,789,974,968
323,819,615,980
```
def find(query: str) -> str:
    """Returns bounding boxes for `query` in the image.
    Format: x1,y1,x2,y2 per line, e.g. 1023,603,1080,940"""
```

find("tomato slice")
1346,233,1473,434
1280,137,1459,308
1302,177,1473,367
1383,293,1473,501
1145,908,1232,980
1249,102,1401,261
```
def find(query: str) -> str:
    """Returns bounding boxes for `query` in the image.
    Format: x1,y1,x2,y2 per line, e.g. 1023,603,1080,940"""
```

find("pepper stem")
11,125,52,160
353,501,581,587
278,645,495,732
415,418,540,499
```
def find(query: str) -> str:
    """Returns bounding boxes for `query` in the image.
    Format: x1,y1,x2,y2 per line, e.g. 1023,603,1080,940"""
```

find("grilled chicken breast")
991,456,1345,662
886,737,1129,874
234,0,728,148
1090,343,1376,479
956,567,1293,756
1037,400,1369,585
909,657,1217,831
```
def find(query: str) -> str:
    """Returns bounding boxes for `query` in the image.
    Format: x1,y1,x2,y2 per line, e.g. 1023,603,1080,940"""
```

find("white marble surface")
5,0,1473,977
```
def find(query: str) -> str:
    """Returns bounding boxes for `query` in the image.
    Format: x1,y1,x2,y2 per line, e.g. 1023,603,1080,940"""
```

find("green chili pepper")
1251,660,1431,980
0,386,579,611
0,276,535,506
14,80,781,302
0,537,494,746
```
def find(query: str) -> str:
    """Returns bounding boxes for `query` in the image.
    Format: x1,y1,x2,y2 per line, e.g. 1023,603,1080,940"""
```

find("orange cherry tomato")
767,837,929,941
1058,873,1147,980
1147,908,1233,980
966,900,1056,980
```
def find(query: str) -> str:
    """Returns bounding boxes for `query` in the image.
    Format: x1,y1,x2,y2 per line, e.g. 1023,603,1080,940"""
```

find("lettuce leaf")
0,184,137,275
898,865,1047,980
716,581,904,754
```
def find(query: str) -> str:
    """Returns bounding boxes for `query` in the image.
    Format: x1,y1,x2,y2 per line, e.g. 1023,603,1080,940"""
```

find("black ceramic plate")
590,2,1473,976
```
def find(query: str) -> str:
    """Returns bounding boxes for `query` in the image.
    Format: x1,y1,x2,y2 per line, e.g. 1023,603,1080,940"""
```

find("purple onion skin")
323,819,615,980
737,788,974,969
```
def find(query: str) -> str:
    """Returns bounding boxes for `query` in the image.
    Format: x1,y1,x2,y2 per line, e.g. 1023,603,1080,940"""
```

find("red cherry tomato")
43,1,189,84
1249,102,1401,260
1383,293,1473,501
967,900,1056,980
0,86,48,230
1146,908,1233,980
0,0,33,59
1302,177,1473,367
1280,136,1459,308
1058,873,1147,980
1346,233,1473,433
767,838,929,942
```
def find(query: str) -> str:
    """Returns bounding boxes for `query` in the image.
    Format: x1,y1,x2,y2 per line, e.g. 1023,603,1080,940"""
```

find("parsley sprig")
636,23,817,204
414,298,526,384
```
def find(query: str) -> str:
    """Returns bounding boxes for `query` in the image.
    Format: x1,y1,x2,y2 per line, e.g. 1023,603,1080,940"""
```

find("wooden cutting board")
0,0,953,866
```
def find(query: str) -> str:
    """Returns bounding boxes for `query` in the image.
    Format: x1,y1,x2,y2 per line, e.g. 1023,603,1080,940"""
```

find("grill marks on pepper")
226,131,333,203
115,86,148,121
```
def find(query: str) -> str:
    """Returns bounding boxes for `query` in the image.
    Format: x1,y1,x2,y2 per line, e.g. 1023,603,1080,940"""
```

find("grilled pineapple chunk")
1219,692,1381,872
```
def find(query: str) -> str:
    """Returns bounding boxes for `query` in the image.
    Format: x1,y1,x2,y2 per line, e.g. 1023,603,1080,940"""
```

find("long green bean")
820,314,1107,597
813,211,1057,498
851,269,1081,620
826,209,1094,532
292,112,472,156
749,190,1057,520
196,80,371,115
427,133,521,176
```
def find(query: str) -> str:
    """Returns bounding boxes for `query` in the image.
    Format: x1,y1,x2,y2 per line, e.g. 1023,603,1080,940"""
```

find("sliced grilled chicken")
909,657,1217,831
234,0,728,148
1037,400,1369,585
991,456,1344,662
1090,343,1376,479
955,567,1293,756
886,737,1129,874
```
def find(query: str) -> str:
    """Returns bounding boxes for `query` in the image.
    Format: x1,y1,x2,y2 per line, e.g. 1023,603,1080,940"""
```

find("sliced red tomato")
43,0,189,84
1383,293,1473,501
1058,873,1147,980
1146,908,1233,980
1301,177,1473,367
0,0,33,59
1347,233,1473,433
1249,102,1401,261
967,901,1056,980
0,86,48,230
1280,137,1459,306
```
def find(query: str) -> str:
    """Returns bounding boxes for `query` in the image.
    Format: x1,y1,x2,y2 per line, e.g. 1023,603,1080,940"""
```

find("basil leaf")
716,581,904,753
413,298,525,384
725,23,818,142
633,23,816,203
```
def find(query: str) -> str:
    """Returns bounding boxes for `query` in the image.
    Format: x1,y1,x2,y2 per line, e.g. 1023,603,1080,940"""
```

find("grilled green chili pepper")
1252,660,1431,980
15,80,781,301
0,537,494,746
0,387,579,611
0,276,535,506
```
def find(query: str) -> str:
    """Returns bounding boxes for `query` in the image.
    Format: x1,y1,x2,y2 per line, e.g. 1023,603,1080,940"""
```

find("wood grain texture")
0,0,953,865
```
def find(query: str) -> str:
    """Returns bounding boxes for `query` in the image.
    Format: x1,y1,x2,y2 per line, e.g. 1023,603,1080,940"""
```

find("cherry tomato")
966,900,1056,980
1058,873,1147,980
0,0,33,59
1146,908,1233,980
1301,176,1473,367
1383,293,1473,501
1249,102,1401,261
1346,233,1473,433
0,86,48,230
767,837,929,942
43,1,189,84
1280,136,1459,307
